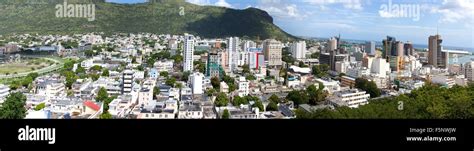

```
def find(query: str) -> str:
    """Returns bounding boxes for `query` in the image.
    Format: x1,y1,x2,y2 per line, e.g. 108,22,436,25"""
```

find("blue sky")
107,0,474,48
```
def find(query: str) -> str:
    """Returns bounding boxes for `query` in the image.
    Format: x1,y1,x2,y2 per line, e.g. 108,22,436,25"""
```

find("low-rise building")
35,80,66,99
220,82,229,93
0,84,10,103
178,102,203,119
431,75,455,88
237,77,249,97
154,60,174,73
328,89,370,108
137,99,177,119
340,76,356,88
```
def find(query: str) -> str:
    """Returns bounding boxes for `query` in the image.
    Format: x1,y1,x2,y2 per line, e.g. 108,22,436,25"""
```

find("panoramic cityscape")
0,0,472,119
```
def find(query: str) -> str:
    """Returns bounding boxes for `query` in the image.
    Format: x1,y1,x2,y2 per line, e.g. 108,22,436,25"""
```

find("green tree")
222,75,236,92
246,75,256,81
96,87,108,102
102,69,109,77
268,94,280,103
253,100,264,111
26,72,39,80
299,61,305,67
21,76,33,87
75,65,86,74
137,65,144,71
232,95,248,106
242,64,250,74
181,71,191,81
0,92,27,119
165,77,176,87
307,85,327,105
355,78,381,98
222,109,230,119
64,71,77,88
34,103,46,111
100,112,113,119
153,86,159,99
312,64,329,78
310,52,320,58
211,76,220,89
63,59,76,71
84,49,95,57
194,61,205,73
266,101,278,111
206,88,216,97
90,65,102,71
173,55,183,64
160,71,169,78
221,43,227,49
286,90,309,106
215,93,229,107
89,74,100,81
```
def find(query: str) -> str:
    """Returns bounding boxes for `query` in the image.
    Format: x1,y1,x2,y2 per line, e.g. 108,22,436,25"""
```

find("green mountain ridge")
0,0,297,41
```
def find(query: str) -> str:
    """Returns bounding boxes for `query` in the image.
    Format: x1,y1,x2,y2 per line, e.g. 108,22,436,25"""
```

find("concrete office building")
263,39,282,67
428,35,448,69
365,41,375,56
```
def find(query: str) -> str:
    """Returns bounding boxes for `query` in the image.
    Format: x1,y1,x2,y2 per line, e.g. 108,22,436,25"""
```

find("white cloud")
186,0,232,8
186,0,211,6
431,0,474,24
214,0,232,8
256,0,308,20
303,0,364,10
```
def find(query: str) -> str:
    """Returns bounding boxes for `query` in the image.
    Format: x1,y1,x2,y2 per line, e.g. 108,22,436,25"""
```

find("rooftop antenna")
436,23,439,36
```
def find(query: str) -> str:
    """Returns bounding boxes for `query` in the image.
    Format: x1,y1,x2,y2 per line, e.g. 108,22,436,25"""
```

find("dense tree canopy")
286,90,309,105
312,64,329,78
215,93,229,107
0,92,27,119
222,109,230,119
355,78,381,98
211,77,220,89
296,84,474,119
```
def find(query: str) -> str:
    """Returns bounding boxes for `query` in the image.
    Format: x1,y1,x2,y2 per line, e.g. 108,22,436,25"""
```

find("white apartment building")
347,67,370,78
183,34,195,72
227,37,240,72
35,81,66,99
122,69,134,94
242,40,256,51
431,75,456,88
237,51,248,66
371,58,391,78
315,78,341,94
237,77,249,97
138,88,153,106
154,60,174,72
328,89,370,108
290,41,306,60
189,72,204,95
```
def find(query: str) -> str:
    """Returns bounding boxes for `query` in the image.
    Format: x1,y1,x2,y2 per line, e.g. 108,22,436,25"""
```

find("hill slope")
0,0,296,41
